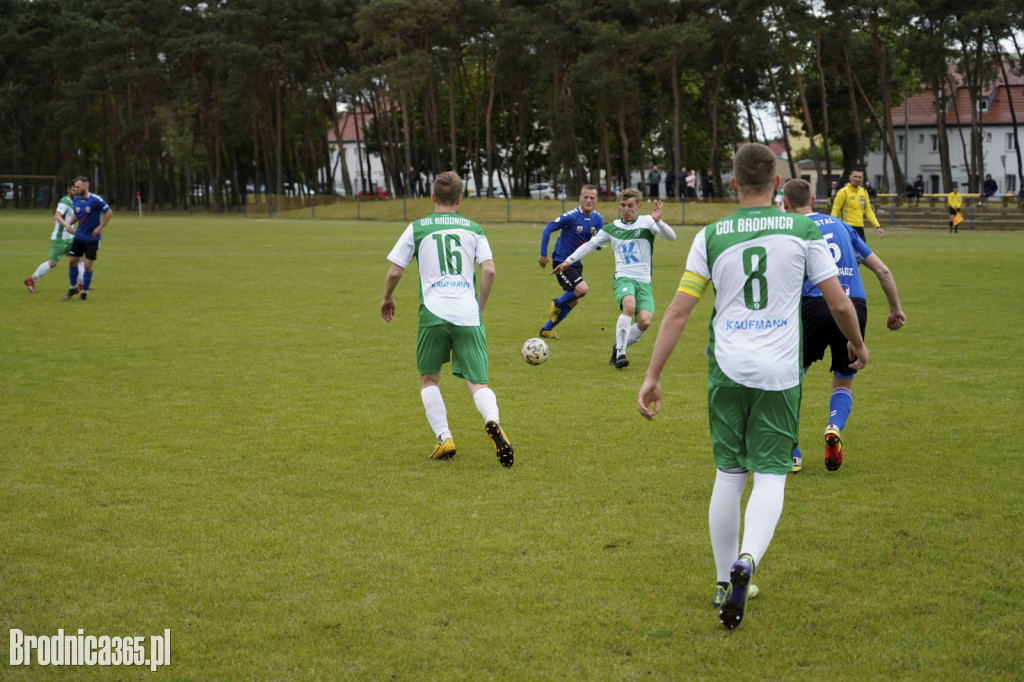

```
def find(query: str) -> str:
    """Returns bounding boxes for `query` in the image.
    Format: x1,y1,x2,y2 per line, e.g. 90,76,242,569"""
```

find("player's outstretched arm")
638,290,698,420
552,232,606,274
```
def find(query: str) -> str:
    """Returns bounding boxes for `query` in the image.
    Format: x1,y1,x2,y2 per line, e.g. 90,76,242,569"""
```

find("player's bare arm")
861,253,906,330
477,259,495,312
380,263,405,322
638,290,699,420
94,209,113,238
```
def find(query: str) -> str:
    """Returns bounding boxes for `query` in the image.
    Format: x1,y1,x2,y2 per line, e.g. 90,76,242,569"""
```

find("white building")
865,64,1024,196
326,107,389,197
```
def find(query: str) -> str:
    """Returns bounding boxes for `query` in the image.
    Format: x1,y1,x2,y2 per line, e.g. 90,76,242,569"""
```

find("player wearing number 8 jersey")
637,143,868,630
380,171,513,467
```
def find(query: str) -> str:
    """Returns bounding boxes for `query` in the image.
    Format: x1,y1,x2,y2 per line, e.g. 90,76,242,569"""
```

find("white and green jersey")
387,212,492,327
566,215,676,283
51,195,75,240
686,206,837,391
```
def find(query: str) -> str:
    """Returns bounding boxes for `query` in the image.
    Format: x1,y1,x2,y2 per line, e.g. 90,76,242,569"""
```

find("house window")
1008,133,1017,151
1007,175,1018,193
930,135,939,152
986,132,992,141
897,135,905,152
977,99,990,113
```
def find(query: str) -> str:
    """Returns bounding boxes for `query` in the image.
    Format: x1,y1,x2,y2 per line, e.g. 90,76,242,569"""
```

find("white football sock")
420,385,450,442
471,387,499,424
739,472,787,567
616,314,631,353
709,468,748,582
626,323,646,347
32,262,52,280
78,262,86,280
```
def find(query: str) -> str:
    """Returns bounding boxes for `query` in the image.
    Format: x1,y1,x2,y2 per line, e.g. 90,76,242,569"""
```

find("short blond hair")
733,143,777,194
619,187,641,204
433,171,464,205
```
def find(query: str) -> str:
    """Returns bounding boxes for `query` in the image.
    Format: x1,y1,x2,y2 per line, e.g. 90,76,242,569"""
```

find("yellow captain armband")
678,271,709,299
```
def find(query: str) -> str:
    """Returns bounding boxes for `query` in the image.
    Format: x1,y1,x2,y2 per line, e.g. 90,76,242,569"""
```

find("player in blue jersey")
782,179,906,473
64,176,113,301
537,185,604,338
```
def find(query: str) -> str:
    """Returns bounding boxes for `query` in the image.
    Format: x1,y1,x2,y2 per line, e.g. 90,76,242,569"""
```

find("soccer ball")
521,337,549,365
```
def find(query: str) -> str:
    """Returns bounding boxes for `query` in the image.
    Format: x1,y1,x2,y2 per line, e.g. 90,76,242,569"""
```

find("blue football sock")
69,268,78,287
828,387,853,431
555,290,578,307
554,305,572,324
542,321,554,331
83,271,93,291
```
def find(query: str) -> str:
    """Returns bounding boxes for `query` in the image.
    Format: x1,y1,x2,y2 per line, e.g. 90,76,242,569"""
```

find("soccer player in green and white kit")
637,143,869,630
23,180,85,292
380,171,514,467
552,188,676,369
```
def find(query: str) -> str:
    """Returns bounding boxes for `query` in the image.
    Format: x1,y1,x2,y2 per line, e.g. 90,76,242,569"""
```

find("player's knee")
575,282,589,297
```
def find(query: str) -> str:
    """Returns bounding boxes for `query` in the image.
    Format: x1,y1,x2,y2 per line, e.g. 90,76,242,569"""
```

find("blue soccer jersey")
72,193,111,241
802,212,872,299
540,206,604,263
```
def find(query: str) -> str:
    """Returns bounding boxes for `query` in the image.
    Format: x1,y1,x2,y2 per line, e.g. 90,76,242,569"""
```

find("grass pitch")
1,210,1022,679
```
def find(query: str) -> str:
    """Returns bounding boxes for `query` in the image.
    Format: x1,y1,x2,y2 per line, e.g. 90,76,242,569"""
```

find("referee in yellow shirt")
831,169,884,240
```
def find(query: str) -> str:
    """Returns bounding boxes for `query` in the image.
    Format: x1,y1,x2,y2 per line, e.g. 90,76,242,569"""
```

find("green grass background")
2,208,1022,679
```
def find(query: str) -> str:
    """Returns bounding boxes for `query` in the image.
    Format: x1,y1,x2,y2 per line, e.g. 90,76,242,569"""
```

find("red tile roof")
892,62,1024,126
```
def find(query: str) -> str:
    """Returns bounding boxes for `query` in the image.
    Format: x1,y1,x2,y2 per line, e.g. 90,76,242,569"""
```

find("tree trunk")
814,32,832,191
842,45,864,166
769,69,797,179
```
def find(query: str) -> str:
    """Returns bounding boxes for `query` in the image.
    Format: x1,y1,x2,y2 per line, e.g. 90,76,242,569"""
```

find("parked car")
357,185,389,200
529,183,558,200
475,186,507,198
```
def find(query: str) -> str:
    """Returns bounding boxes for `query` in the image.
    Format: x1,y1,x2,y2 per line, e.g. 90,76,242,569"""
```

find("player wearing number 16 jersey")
638,143,868,630
783,179,905,473
380,171,513,467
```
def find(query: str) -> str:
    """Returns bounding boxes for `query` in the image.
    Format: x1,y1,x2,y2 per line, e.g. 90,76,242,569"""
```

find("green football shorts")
613,277,654,314
417,322,489,384
47,238,73,263
707,382,801,475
